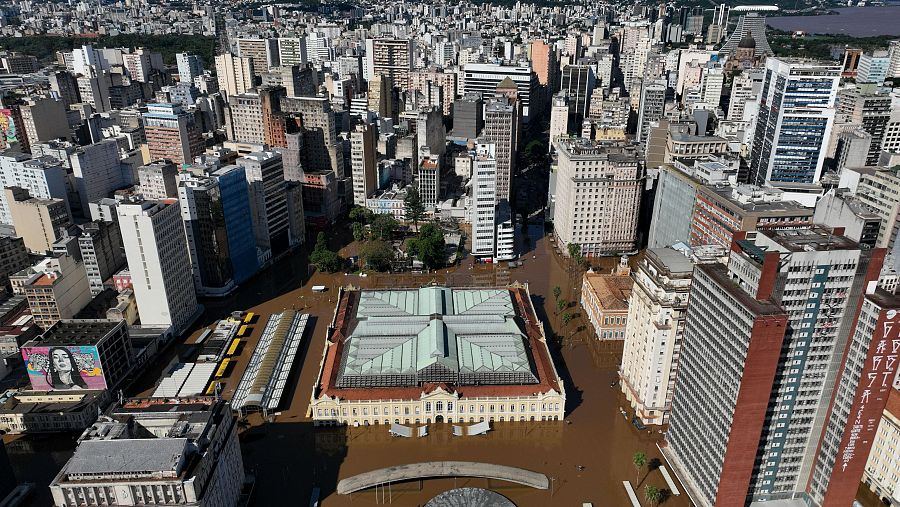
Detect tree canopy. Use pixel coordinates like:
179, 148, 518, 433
309, 232, 343, 273
359, 240, 395, 272
406, 224, 446, 270
404, 186, 426, 230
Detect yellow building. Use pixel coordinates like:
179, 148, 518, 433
864, 388, 900, 504
309, 285, 565, 426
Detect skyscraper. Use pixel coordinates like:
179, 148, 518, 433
560, 65, 596, 126
471, 142, 498, 258
178, 174, 236, 297
350, 123, 377, 206
211, 165, 259, 285
748, 58, 840, 186
239, 151, 293, 257
663, 227, 887, 505
117, 198, 200, 337
483, 97, 519, 203
637, 80, 666, 144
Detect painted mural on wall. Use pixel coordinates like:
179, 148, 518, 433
0, 109, 17, 150
22, 346, 107, 391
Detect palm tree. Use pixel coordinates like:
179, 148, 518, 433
645, 485, 661, 507
562, 312, 573, 327
552, 286, 561, 302
632, 451, 646, 485
556, 299, 566, 314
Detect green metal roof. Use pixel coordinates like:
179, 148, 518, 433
338, 288, 536, 383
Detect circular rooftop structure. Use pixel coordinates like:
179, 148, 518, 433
425, 488, 516, 507
738, 33, 757, 49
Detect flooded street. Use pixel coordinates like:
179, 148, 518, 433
5, 227, 688, 507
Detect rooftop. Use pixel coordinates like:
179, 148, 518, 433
64, 438, 187, 478
760, 226, 859, 253
30, 319, 122, 347
583, 272, 632, 311
317, 286, 563, 400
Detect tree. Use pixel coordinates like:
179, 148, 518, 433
645, 485, 661, 507
567, 242, 581, 259
556, 299, 566, 314
351, 222, 366, 242
404, 186, 426, 231
309, 232, 344, 273
632, 452, 646, 485
349, 206, 374, 224
552, 286, 562, 302
359, 240, 395, 272
370, 214, 398, 241
406, 224, 446, 270
562, 312, 573, 327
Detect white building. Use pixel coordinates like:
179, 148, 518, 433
471, 143, 498, 258
50, 398, 243, 507
117, 199, 200, 338
0, 152, 68, 226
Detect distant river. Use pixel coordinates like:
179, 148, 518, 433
766, 6, 900, 36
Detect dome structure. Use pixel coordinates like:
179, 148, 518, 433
738, 32, 757, 49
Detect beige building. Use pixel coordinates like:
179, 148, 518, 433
6, 187, 71, 254
864, 388, 900, 505
552, 138, 643, 256
581, 259, 633, 340
620, 248, 695, 426
20, 255, 92, 329
310, 286, 565, 426
365, 38, 412, 89
214, 54, 255, 99
848, 166, 900, 250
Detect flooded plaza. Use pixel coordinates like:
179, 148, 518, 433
5, 227, 688, 506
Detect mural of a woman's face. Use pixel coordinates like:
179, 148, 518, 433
52, 349, 74, 373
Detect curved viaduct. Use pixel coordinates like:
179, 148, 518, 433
336, 461, 549, 494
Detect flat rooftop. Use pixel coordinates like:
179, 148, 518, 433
760, 226, 859, 253
63, 438, 187, 478
31, 319, 121, 347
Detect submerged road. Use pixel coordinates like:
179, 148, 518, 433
336, 461, 550, 494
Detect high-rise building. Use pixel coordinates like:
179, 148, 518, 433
138, 161, 179, 199
280, 96, 343, 176
239, 151, 295, 257
6, 187, 71, 254
49, 71, 81, 107
178, 175, 235, 297
78, 220, 125, 296
225, 91, 265, 145
19, 97, 68, 149
462, 62, 539, 121
663, 227, 889, 505
0, 152, 68, 226
620, 247, 717, 426
530, 39, 557, 89
721, 10, 775, 56
237, 38, 279, 74
367, 73, 393, 119
176, 52, 203, 84
549, 93, 570, 150
50, 397, 243, 507
350, 123, 377, 206
637, 80, 666, 145
365, 38, 413, 89
143, 103, 205, 167
862, 388, 900, 505
117, 198, 200, 337
748, 58, 840, 186
278, 37, 308, 66
416, 107, 445, 165
837, 85, 893, 166
551, 139, 643, 256
416, 155, 440, 209
471, 142, 498, 258
211, 165, 259, 285
560, 65, 596, 126
64, 140, 127, 219
483, 98, 519, 203
214, 54, 255, 99
857, 51, 891, 84
0, 235, 30, 286
451, 93, 483, 139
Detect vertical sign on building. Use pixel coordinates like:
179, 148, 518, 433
824, 305, 900, 506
